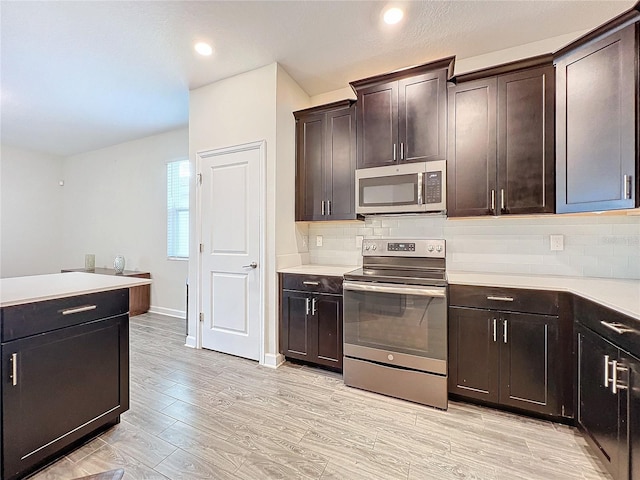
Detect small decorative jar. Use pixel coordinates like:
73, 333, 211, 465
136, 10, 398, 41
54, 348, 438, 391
114, 255, 126, 274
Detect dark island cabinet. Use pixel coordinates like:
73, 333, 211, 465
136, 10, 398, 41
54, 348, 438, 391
350, 57, 453, 169
0, 289, 129, 480
555, 18, 639, 213
294, 101, 356, 221
448, 285, 571, 419
279, 273, 343, 371
448, 57, 555, 217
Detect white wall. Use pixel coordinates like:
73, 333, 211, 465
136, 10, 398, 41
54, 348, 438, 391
0, 144, 64, 277
60, 128, 189, 316
188, 64, 279, 360
306, 214, 640, 280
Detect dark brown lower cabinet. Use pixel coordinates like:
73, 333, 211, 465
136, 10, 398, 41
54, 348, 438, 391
279, 274, 343, 371
448, 285, 571, 419
577, 326, 640, 480
1, 290, 129, 480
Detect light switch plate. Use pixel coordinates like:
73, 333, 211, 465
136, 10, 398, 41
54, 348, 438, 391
550, 234, 564, 251
355, 235, 364, 248
316, 235, 323, 247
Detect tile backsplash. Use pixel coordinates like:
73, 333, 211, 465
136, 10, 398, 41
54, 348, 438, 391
307, 214, 640, 279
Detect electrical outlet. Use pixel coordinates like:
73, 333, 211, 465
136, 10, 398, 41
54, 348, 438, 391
355, 235, 364, 248
302, 235, 308, 248
550, 234, 564, 251
316, 235, 323, 247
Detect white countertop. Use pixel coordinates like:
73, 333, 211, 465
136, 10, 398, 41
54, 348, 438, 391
447, 272, 640, 321
278, 264, 359, 277
0, 272, 152, 307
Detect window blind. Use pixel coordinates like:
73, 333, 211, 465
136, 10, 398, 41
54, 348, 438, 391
167, 160, 190, 259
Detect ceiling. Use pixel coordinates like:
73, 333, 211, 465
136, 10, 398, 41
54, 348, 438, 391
0, 0, 634, 157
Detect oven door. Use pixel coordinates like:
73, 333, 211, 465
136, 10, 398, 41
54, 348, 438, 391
343, 280, 447, 374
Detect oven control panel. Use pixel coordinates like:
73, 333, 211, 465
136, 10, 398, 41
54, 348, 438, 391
362, 239, 445, 257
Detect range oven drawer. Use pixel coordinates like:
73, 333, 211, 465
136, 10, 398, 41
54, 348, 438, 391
344, 357, 447, 409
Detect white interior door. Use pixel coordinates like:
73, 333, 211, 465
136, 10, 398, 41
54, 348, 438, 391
198, 142, 263, 361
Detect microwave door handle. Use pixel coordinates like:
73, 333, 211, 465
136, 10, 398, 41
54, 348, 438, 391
417, 172, 423, 205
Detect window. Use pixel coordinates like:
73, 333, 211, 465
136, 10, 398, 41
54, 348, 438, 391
167, 160, 190, 259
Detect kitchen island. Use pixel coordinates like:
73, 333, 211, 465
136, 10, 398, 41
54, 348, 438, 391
0, 272, 152, 480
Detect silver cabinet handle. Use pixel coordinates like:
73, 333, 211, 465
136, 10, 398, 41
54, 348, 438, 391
487, 296, 514, 302
604, 355, 610, 388
492, 318, 497, 342
624, 175, 632, 200
242, 262, 257, 269
11, 353, 17, 386
303, 281, 319, 286
400, 142, 405, 160
503, 320, 508, 343
417, 172, 423, 205
311, 297, 317, 315
305, 297, 310, 315
321, 200, 326, 216
62, 305, 97, 315
500, 189, 505, 211
491, 190, 496, 212
612, 360, 618, 394
615, 364, 628, 393
327, 200, 332, 216
393, 143, 397, 161
601, 321, 634, 334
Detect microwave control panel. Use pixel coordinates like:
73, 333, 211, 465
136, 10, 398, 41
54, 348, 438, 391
424, 171, 442, 204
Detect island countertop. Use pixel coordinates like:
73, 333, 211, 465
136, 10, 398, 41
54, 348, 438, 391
0, 272, 152, 307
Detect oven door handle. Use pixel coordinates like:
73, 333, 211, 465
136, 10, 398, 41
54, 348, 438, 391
343, 281, 446, 297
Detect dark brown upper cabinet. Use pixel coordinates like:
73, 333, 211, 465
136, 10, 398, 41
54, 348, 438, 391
554, 6, 640, 214
447, 56, 556, 217
350, 57, 454, 169
294, 100, 357, 221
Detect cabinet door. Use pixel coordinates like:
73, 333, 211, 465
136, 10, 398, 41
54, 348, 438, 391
578, 328, 622, 479
448, 307, 499, 402
280, 290, 311, 361
497, 66, 555, 215
498, 312, 560, 415
313, 294, 343, 370
356, 80, 398, 168
295, 112, 326, 221
624, 351, 638, 480
325, 106, 357, 220
398, 70, 447, 163
447, 78, 498, 217
2, 315, 128, 480
556, 23, 638, 213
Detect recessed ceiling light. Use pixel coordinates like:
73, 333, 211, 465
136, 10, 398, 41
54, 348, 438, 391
383, 7, 404, 25
194, 42, 213, 56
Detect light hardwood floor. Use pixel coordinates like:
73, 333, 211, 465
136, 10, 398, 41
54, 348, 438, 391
29, 312, 610, 480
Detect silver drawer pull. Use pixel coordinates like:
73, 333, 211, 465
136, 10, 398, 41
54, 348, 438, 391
11, 353, 17, 386
604, 355, 610, 388
303, 281, 319, 286
61, 305, 97, 315
487, 296, 514, 302
600, 321, 634, 334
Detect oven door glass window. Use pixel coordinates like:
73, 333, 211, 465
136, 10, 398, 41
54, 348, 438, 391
344, 284, 446, 361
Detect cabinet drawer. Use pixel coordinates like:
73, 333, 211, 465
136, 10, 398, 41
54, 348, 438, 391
449, 284, 559, 315
1, 289, 129, 342
281, 273, 343, 294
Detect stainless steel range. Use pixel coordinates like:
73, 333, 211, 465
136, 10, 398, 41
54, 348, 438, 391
343, 238, 448, 409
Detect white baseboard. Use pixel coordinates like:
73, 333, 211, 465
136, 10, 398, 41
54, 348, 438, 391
185, 335, 197, 348
262, 352, 285, 368
148, 306, 186, 318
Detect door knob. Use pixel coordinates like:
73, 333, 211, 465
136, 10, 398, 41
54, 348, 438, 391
242, 262, 258, 269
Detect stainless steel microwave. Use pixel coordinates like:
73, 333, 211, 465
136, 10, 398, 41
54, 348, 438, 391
355, 160, 447, 215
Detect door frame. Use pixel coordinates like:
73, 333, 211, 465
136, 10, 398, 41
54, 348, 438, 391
194, 140, 267, 364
